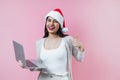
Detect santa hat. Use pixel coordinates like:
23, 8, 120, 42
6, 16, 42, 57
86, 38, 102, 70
45, 8, 68, 33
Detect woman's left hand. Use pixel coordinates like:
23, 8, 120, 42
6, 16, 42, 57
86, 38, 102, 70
72, 35, 84, 52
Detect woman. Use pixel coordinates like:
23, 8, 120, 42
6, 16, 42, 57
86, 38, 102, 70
19, 8, 85, 80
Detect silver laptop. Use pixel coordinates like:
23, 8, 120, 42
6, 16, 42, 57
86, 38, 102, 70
13, 40, 46, 69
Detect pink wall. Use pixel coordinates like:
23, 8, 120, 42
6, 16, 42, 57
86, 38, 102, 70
0, 0, 120, 80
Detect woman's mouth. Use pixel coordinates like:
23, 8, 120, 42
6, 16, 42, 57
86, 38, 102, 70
48, 26, 55, 30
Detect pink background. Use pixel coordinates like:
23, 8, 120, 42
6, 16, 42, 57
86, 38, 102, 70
0, 0, 120, 80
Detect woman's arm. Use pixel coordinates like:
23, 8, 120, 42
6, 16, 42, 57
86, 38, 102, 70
70, 36, 85, 62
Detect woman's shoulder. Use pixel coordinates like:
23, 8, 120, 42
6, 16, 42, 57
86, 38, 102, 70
63, 36, 73, 43
36, 37, 45, 45
63, 35, 73, 41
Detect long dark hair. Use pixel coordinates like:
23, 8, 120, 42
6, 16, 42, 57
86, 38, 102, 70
43, 17, 68, 38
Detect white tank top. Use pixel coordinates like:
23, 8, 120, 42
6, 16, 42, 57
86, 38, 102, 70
40, 38, 67, 75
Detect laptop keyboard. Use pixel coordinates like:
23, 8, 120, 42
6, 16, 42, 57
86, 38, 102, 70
26, 60, 38, 67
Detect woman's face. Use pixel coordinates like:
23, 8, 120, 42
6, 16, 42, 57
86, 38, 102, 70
46, 17, 60, 34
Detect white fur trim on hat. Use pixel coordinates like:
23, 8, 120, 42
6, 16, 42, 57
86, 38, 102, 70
45, 11, 64, 28
62, 27, 68, 33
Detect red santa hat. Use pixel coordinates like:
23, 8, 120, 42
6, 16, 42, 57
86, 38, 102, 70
45, 8, 68, 33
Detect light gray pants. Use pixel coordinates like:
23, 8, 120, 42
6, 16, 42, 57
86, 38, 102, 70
38, 72, 69, 80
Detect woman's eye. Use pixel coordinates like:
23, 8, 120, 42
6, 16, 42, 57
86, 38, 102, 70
54, 20, 58, 23
47, 18, 58, 23
47, 19, 51, 22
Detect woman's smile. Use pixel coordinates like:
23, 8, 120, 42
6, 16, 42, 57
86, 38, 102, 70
48, 26, 56, 31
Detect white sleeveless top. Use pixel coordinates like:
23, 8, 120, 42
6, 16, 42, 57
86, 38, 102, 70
40, 38, 67, 75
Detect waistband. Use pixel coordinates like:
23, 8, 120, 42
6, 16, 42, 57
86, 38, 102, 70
41, 71, 69, 77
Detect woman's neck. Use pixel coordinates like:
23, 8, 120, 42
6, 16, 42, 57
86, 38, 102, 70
48, 33, 59, 39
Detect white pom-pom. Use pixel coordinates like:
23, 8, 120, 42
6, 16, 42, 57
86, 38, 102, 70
62, 27, 68, 33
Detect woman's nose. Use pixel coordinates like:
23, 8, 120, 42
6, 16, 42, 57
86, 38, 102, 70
50, 21, 54, 25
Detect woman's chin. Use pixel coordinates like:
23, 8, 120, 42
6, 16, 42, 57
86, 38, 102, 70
48, 31, 56, 34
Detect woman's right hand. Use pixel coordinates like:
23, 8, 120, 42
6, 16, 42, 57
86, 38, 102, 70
18, 60, 25, 68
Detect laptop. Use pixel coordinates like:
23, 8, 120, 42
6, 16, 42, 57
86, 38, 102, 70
13, 40, 46, 69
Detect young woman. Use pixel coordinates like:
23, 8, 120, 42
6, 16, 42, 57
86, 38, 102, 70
19, 8, 85, 80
